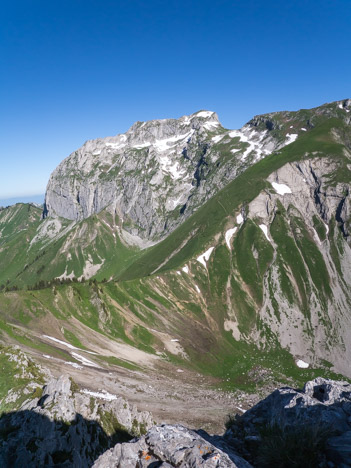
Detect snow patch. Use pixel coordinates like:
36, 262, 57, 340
43, 335, 78, 350
176, 271, 181, 275
259, 224, 270, 241
105, 142, 126, 150
296, 359, 309, 368
324, 222, 329, 235
182, 265, 189, 274
236, 213, 243, 224
196, 247, 214, 269
285, 133, 298, 144
203, 121, 219, 130
225, 227, 237, 249
338, 103, 343, 109
71, 352, 99, 368
212, 134, 224, 143
271, 182, 292, 195
235, 407, 246, 414
196, 111, 214, 118
65, 362, 83, 370
195, 284, 200, 293
154, 131, 193, 152
81, 389, 117, 401
301, 128, 307, 131
171, 339, 179, 342
43, 335, 97, 355
228, 127, 273, 160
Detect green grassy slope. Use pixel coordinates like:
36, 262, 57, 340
1, 101, 350, 393
120, 118, 348, 281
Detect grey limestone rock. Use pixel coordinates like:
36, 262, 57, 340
247, 157, 351, 377
43, 110, 292, 246
225, 378, 351, 467
0, 375, 153, 467
93, 424, 252, 468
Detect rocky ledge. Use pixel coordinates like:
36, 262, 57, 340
94, 377, 351, 468
2, 377, 351, 467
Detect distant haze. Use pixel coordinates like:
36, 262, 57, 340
0, 194, 44, 207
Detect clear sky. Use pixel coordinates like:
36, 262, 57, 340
1, 0, 350, 200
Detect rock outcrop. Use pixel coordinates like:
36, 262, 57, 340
225, 377, 351, 467
94, 378, 351, 468
93, 424, 252, 468
246, 157, 351, 376
43, 110, 296, 246
0, 375, 153, 467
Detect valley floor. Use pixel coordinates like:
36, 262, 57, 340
32, 347, 259, 433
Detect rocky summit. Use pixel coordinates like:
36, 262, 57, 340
43, 109, 305, 246
1, 99, 351, 467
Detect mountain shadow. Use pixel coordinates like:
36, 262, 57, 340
198, 381, 351, 468
0, 409, 132, 467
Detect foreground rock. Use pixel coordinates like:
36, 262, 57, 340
94, 378, 351, 468
93, 424, 252, 468
225, 377, 351, 467
0, 375, 153, 467
2, 376, 351, 467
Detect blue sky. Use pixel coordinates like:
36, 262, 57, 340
1, 0, 350, 200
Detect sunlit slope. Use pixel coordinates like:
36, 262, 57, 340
119, 117, 349, 281
0, 207, 144, 289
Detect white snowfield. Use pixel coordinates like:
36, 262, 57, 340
225, 227, 237, 249
43, 335, 77, 350
153, 131, 194, 152
196, 246, 214, 268
285, 133, 298, 144
228, 127, 272, 160
71, 352, 100, 368
82, 389, 117, 401
271, 182, 292, 195
65, 362, 83, 370
296, 359, 309, 368
212, 134, 224, 143
42, 335, 97, 354
301, 128, 307, 131
236, 213, 243, 224
196, 111, 215, 118
182, 265, 189, 274
259, 224, 270, 241
203, 121, 220, 130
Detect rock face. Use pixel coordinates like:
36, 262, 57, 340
43, 110, 295, 246
225, 377, 351, 467
245, 157, 351, 376
93, 424, 252, 468
0, 375, 153, 467
94, 378, 351, 468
